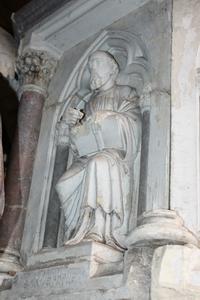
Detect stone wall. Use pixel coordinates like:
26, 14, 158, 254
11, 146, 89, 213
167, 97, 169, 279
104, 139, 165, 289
171, 0, 200, 235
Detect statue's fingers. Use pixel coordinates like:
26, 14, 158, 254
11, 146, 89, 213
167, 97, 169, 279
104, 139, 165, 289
73, 111, 82, 118
72, 116, 80, 122
70, 117, 78, 124
78, 111, 84, 119
71, 108, 84, 118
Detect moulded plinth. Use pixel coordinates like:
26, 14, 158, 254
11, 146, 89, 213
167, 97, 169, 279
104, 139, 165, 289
127, 209, 199, 248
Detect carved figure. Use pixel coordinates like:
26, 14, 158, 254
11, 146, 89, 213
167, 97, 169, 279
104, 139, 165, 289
56, 51, 141, 250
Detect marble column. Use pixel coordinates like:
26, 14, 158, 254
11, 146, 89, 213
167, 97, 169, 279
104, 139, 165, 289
0, 50, 57, 274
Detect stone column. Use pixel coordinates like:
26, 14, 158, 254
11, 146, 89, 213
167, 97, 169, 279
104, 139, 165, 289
0, 49, 57, 274
127, 87, 199, 249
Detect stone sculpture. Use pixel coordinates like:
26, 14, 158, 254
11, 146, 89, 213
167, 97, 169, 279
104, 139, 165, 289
56, 50, 142, 250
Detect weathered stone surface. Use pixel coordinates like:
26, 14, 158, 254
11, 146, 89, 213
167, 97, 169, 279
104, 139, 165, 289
127, 209, 199, 248
124, 247, 154, 300
26, 241, 124, 277
16, 50, 57, 92
0, 91, 45, 259
0, 244, 155, 300
152, 245, 200, 299
0, 285, 130, 300
171, 0, 200, 234
1, 242, 125, 299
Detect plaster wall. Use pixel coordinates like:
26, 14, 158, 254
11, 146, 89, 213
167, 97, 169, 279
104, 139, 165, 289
171, 0, 200, 234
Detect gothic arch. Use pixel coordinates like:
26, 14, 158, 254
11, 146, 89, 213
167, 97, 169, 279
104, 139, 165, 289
58, 30, 150, 120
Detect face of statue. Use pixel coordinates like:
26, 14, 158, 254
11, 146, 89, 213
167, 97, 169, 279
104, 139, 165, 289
88, 52, 118, 91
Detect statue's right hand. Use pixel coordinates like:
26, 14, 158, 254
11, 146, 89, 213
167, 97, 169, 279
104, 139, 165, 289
62, 108, 84, 126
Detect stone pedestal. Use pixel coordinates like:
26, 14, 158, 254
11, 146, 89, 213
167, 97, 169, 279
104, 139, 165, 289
26, 241, 124, 277
0, 242, 125, 299
0, 242, 155, 300
0, 50, 57, 276
4, 242, 200, 300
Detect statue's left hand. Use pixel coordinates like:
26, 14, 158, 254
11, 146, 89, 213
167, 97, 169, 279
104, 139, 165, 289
63, 108, 84, 126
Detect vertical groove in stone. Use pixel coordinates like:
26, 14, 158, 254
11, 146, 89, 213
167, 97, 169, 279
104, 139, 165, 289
43, 146, 69, 248
138, 111, 150, 217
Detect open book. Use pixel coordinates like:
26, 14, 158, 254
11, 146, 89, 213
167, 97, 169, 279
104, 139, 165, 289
70, 112, 125, 157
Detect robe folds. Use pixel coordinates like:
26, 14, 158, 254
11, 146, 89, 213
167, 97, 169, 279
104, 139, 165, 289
56, 85, 141, 250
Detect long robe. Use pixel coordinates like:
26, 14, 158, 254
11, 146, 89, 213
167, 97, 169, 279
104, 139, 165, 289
56, 85, 141, 250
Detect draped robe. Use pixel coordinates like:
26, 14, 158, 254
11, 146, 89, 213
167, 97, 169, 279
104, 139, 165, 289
56, 85, 141, 250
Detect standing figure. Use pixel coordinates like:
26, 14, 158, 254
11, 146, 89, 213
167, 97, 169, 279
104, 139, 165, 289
56, 51, 141, 250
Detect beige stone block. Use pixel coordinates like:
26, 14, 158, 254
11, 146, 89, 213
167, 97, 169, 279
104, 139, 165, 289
152, 245, 200, 300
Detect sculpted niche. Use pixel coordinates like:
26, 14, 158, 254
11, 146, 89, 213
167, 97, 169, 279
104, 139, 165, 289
56, 50, 142, 251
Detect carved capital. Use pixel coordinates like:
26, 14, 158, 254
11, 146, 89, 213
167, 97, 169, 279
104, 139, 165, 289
16, 49, 57, 92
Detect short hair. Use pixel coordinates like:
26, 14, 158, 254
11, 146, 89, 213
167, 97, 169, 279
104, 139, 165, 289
88, 50, 119, 77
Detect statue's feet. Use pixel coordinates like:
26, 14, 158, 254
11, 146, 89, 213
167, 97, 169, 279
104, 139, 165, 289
86, 231, 105, 243
105, 235, 127, 252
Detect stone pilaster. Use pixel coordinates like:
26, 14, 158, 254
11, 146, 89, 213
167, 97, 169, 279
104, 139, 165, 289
0, 49, 57, 276
128, 87, 199, 249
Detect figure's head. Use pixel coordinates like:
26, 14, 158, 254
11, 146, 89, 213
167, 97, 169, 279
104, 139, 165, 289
88, 50, 119, 91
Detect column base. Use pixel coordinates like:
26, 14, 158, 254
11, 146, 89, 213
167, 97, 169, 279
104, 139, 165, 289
0, 249, 22, 274
0, 249, 22, 275
0, 250, 22, 290
127, 209, 199, 248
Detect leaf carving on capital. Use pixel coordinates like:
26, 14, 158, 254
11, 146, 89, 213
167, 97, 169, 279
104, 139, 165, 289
16, 50, 57, 89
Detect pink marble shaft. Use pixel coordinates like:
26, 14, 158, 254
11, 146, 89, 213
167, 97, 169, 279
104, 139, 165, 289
0, 90, 45, 255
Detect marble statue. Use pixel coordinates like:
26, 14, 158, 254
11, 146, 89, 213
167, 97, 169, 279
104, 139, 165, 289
56, 50, 142, 250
